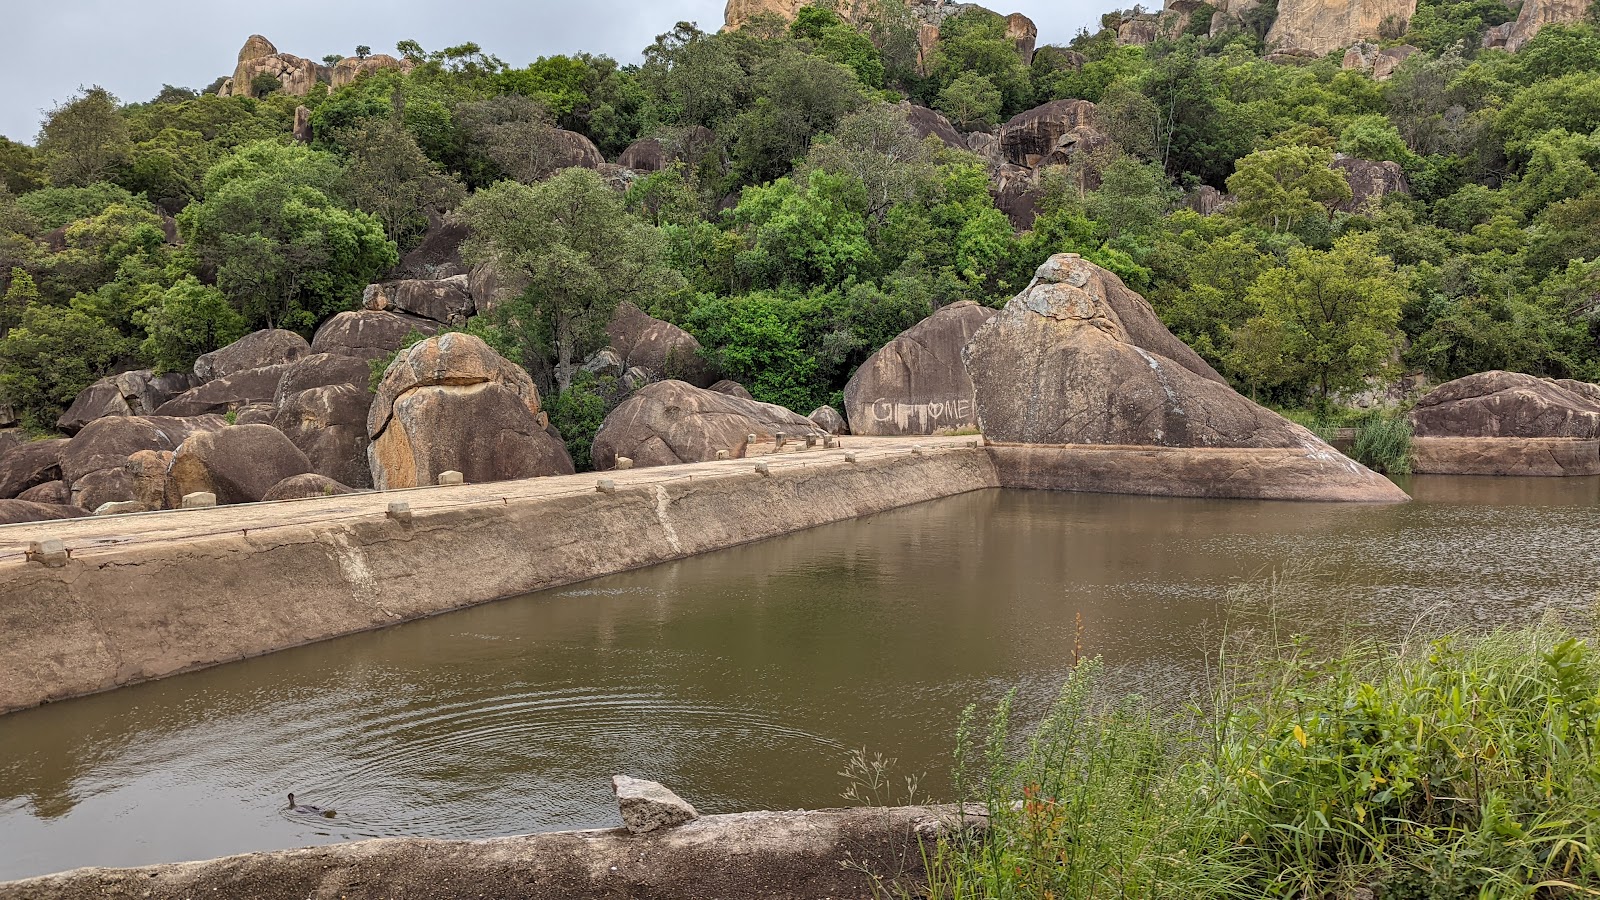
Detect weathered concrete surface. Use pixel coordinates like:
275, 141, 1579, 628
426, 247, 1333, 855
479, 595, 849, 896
0, 805, 976, 900
990, 444, 1411, 502
0, 438, 996, 716
1411, 436, 1600, 476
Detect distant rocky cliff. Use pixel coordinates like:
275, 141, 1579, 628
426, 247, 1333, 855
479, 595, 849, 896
215, 35, 413, 99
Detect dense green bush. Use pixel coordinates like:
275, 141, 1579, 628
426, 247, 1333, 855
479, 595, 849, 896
928, 614, 1600, 898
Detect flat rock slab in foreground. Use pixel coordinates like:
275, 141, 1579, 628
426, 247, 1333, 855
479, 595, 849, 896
0, 806, 976, 900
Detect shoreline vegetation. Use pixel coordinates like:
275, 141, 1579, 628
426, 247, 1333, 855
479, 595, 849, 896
911, 574, 1600, 899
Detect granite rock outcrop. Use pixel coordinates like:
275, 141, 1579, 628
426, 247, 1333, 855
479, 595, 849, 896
367, 333, 574, 488
844, 301, 996, 436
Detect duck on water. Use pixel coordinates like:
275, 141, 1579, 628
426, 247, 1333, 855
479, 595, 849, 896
286, 793, 336, 818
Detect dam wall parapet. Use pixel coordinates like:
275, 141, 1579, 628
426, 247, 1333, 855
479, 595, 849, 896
0, 439, 998, 716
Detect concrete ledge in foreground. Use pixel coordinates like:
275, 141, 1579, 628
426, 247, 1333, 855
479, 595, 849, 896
0, 805, 984, 900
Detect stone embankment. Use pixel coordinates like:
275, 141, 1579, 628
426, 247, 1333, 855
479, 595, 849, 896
0, 437, 997, 716
0, 803, 978, 900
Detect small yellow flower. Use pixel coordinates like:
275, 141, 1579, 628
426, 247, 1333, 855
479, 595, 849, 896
1293, 724, 1308, 748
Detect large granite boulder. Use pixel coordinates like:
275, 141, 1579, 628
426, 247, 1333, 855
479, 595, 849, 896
367, 333, 573, 489
155, 365, 295, 417
606, 302, 716, 387
261, 473, 357, 502
194, 330, 311, 382
60, 415, 224, 486
0, 499, 89, 525
999, 100, 1096, 167
591, 380, 819, 470
707, 380, 754, 400
1503, 0, 1587, 51
18, 480, 69, 505
991, 163, 1044, 228
1410, 372, 1600, 438
965, 253, 1313, 447
552, 129, 605, 170
362, 276, 475, 325
844, 301, 996, 436
0, 439, 67, 499
311, 310, 439, 361
965, 254, 1405, 495
60, 415, 224, 510
330, 53, 414, 89
810, 405, 848, 435
1331, 156, 1409, 213
901, 103, 966, 149
1266, 0, 1418, 55
168, 425, 314, 505
217, 35, 322, 98
56, 370, 194, 434
272, 353, 376, 488
126, 449, 174, 511
968, 255, 1406, 500
388, 213, 469, 280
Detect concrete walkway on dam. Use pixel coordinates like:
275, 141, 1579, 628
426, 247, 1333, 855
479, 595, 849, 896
0, 435, 980, 565
0, 435, 997, 716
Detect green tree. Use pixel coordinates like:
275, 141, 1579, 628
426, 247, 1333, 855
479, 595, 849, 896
178, 141, 396, 331
457, 168, 686, 392
0, 303, 129, 429
805, 103, 936, 221
1, 267, 38, 337
38, 87, 131, 187
13, 182, 142, 230
641, 23, 748, 128
336, 116, 466, 248
729, 51, 866, 185
1087, 156, 1176, 239
1225, 145, 1352, 235
1337, 114, 1409, 163
0, 138, 46, 194
936, 73, 1003, 130
1229, 233, 1406, 402
137, 276, 250, 374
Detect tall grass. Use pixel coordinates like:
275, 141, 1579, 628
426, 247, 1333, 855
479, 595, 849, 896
925, 617, 1600, 899
1350, 413, 1414, 475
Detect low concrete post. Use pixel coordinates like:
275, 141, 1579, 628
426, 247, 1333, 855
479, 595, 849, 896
746, 433, 757, 446
844, 452, 858, 463
25, 538, 68, 567
715, 449, 730, 460
386, 501, 412, 525
804, 434, 818, 449
438, 471, 464, 486
775, 432, 787, 449
181, 491, 217, 509
912, 445, 925, 456
754, 461, 770, 476
615, 457, 634, 470
597, 478, 617, 493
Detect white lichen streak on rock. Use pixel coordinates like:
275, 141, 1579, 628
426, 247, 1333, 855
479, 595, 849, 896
326, 527, 396, 618
653, 484, 683, 555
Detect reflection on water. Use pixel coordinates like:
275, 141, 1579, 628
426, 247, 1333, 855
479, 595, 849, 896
1, 477, 1597, 879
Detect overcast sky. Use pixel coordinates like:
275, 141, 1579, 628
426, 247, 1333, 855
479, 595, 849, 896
1, 0, 1102, 144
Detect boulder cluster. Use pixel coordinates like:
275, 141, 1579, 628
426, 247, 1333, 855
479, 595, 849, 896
214, 35, 413, 99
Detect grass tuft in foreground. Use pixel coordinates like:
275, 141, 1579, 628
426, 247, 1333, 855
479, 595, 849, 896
926, 620, 1600, 899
